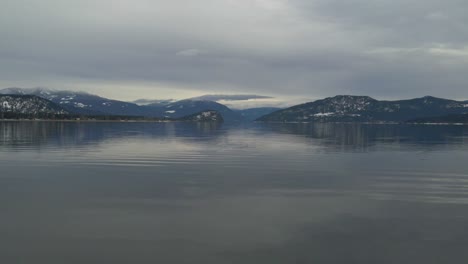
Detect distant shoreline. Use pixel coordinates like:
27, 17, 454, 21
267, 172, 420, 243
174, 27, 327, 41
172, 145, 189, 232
0, 119, 219, 123
1, 119, 467, 125
254, 121, 468, 126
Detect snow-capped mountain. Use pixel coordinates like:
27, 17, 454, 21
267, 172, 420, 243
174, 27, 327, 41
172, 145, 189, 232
257, 95, 468, 122
0, 88, 241, 119
0, 95, 68, 117
0, 87, 146, 116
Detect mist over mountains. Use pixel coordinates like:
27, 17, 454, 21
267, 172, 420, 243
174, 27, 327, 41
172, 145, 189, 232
188, 94, 273, 101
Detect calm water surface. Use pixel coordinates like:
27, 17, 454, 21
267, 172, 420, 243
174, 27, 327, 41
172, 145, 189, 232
1, 121, 468, 263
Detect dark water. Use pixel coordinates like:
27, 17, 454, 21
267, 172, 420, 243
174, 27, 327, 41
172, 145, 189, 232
1, 121, 468, 264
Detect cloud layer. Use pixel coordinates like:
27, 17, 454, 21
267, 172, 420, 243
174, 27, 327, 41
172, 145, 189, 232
1, 0, 467, 100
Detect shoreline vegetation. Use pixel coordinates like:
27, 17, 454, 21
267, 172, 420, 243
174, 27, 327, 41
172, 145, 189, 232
0, 118, 169, 123
0, 113, 166, 122
0, 112, 223, 123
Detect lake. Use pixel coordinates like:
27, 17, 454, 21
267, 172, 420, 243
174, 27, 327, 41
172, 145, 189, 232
1, 121, 468, 263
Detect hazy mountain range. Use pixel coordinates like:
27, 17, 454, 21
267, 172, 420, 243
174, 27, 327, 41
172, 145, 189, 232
0, 88, 280, 122
2, 89, 468, 123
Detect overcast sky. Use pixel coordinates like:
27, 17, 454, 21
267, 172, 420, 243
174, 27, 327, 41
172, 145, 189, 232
1, 0, 467, 102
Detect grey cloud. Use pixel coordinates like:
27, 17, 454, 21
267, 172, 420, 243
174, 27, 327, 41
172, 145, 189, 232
294, 0, 468, 45
0, 0, 467, 101
189, 94, 273, 101
176, 49, 204, 57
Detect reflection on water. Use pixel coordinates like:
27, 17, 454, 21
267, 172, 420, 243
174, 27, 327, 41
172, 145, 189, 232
1, 121, 468, 264
2, 121, 466, 151
0, 121, 224, 149
259, 123, 468, 151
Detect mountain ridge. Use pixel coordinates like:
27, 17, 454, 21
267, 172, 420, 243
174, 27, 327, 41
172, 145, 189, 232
257, 95, 468, 122
0, 94, 69, 118
0, 88, 280, 122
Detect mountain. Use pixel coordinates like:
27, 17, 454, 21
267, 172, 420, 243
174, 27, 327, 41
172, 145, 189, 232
0, 88, 147, 116
235, 107, 282, 121
0, 94, 223, 122
257, 95, 468, 122
132, 94, 273, 106
0, 94, 68, 118
0, 88, 244, 120
407, 113, 468, 124
147, 99, 242, 121
0, 88, 278, 122
177, 110, 223, 122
